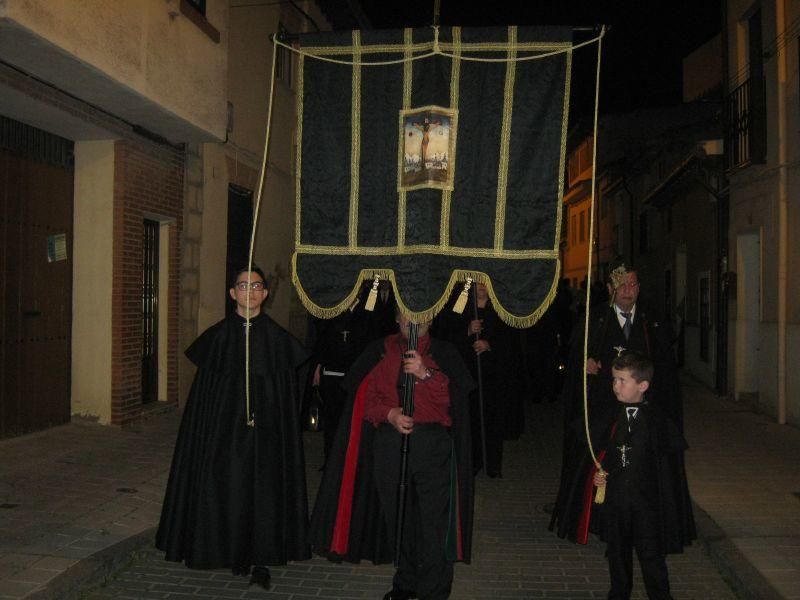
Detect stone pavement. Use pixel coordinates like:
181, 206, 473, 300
0, 378, 796, 599
0, 414, 178, 599
682, 378, 800, 600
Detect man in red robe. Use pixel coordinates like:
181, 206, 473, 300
310, 311, 475, 600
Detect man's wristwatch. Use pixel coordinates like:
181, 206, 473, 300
421, 367, 434, 381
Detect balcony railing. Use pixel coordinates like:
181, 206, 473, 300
724, 77, 766, 170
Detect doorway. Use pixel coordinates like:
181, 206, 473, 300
0, 118, 73, 438
735, 232, 760, 399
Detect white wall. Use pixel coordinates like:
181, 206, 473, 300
71, 140, 115, 423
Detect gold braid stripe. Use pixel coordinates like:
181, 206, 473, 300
295, 244, 557, 259
494, 26, 517, 251
554, 48, 573, 253
349, 31, 362, 249
295, 54, 305, 246
397, 28, 413, 250
440, 27, 461, 248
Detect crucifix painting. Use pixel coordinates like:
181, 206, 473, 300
398, 106, 457, 191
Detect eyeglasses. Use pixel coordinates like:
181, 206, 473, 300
235, 281, 265, 291
617, 281, 640, 290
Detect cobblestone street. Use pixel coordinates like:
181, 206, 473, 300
78, 400, 738, 600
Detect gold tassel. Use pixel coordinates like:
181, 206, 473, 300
452, 277, 472, 314
594, 468, 606, 504
364, 274, 380, 312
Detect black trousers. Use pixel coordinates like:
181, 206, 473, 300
320, 375, 346, 463
373, 424, 454, 600
604, 497, 672, 600
470, 387, 504, 476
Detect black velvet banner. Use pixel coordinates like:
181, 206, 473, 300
292, 26, 572, 327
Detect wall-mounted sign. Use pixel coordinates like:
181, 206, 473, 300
47, 234, 67, 262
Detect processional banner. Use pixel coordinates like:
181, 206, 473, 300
292, 26, 572, 327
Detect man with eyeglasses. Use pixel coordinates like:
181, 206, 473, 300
157, 266, 310, 591
550, 260, 688, 547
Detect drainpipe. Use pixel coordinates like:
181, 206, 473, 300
776, 0, 788, 424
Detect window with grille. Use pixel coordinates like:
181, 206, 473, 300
141, 219, 159, 404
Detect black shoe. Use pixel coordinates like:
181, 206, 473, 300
249, 566, 271, 591
382, 589, 416, 600
231, 564, 251, 576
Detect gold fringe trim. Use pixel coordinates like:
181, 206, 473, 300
291, 252, 561, 329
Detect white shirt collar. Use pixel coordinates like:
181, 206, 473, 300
614, 303, 636, 327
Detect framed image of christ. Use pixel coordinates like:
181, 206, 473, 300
398, 106, 458, 192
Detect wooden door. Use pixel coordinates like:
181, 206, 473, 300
0, 128, 73, 438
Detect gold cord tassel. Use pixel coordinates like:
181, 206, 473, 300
452, 277, 472, 314
594, 468, 606, 504
364, 274, 380, 311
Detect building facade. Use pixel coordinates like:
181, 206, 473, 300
561, 35, 725, 392
724, 0, 800, 424
0, 0, 333, 436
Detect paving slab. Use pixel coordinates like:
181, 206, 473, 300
1, 376, 798, 598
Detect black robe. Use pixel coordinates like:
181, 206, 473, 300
551, 302, 689, 543
587, 400, 695, 554
437, 298, 523, 468
309, 336, 476, 564
156, 312, 310, 569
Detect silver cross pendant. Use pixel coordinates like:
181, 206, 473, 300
617, 443, 633, 468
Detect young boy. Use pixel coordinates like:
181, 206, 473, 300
592, 350, 694, 600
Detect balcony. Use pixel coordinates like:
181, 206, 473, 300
724, 77, 766, 171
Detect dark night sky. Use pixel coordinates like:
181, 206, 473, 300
346, 0, 722, 119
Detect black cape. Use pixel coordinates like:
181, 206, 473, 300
551, 302, 689, 542
308, 336, 476, 564
156, 312, 310, 569
586, 401, 695, 554
438, 298, 525, 441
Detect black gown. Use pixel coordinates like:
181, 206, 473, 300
156, 312, 310, 569
550, 302, 692, 544
438, 299, 522, 475
310, 303, 372, 461
591, 400, 695, 556
308, 336, 476, 565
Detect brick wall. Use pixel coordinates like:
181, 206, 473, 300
112, 139, 184, 425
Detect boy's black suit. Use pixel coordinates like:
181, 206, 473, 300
594, 400, 692, 600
